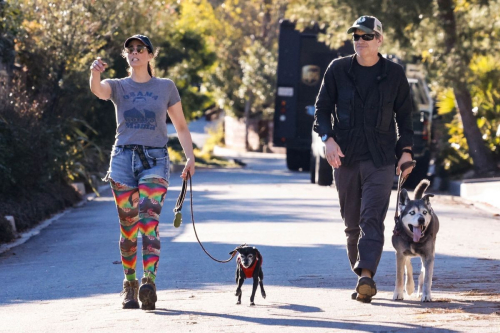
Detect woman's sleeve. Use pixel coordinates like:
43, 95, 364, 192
167, 80, 181, 107
103, 79, 117, 101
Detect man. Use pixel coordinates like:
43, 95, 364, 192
314, 16, 415, 303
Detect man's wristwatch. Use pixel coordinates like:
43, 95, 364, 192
321, 134, 330, 142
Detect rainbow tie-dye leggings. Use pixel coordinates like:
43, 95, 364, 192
110, 178, 168, 282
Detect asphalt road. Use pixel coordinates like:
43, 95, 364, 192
1, 153, 499, 332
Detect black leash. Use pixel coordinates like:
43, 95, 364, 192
173, 171, 244, 263
394, 160, 417, 225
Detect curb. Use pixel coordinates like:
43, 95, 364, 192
0, 185, 110, 255
434, 193, 500, 216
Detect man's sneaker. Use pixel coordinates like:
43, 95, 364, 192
121, 279, 139, 309
139, 276, 157, 310
355, 277, 377, 303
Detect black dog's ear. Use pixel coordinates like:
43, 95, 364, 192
399, 188, 410, 206
229, 243, 247, 255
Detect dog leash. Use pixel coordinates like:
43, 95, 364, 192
394, 160, 417, 225
173, 171, 245, 263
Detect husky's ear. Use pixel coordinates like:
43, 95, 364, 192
422, 193, 434, 206
399, 188, 410, 208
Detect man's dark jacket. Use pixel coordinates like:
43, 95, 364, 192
314, 54, 414, 168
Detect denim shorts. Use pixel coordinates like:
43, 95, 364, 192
103, 145, 170, 187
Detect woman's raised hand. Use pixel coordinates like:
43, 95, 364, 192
90, 57, 107, 73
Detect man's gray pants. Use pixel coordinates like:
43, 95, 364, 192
333, 159, 394, 277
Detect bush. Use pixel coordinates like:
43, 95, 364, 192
0, 79, 83, 243
435, 55, 500, 178
0, 182, 81, 233
0, 216, 15, 244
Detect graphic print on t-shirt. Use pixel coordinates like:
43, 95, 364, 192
123, 91, 159, 131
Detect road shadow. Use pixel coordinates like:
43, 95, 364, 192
150, 307, 459, 332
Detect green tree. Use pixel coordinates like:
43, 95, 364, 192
437, 54, 500, 174
184, 0, 286, 149
0, 0, 20, 77
157, 1, 218, 119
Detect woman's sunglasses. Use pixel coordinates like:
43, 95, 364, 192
124, 45, 149, 54
352, 33, 375, 41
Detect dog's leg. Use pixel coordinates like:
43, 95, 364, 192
259, 269, 266, 299
418, 262, 424, 298
237, 288, 243, 304
250, 276, 259, 306
235, 270, 244, 305
405, 257, 415, 296
393, 252, 406, 300
419, 254, 434, 302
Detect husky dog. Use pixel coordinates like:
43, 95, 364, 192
392, 179, 439, 302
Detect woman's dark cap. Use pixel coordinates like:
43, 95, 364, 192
124, 35, 154, 53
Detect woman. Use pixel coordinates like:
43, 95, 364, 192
89, 34, 195, 310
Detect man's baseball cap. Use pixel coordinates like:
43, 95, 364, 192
347, 16, 383, 35
124, 34, 154, 53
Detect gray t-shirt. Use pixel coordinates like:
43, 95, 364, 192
106, 77, 181, 147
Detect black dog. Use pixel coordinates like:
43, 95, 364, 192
229, 245, 266, 305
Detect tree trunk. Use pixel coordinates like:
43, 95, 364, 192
437, 0, 498, 175
261, 0, 271, 40
244, 91, 254, 151
453, 83, 497, 174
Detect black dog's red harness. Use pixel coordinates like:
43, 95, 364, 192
237, 255, 262, 278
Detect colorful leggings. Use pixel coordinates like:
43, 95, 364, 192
110, 178, 168, 282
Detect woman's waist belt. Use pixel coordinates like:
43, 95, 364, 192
115, 145, 166, 169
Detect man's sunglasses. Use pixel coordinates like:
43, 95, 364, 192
352, 33, 375, 41
124, 45, 149, 54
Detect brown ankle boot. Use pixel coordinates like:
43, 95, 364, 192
121, 279, 139, 309
139, 276, 157, 310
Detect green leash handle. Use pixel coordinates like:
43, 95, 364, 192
173, 172, 189, 228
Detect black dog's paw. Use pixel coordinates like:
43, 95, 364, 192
250, 302, 255, 306
235, 289, 242, 297
261, 291, 266, 299
236, 300, 241, 305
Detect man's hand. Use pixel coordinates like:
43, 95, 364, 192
324, 137, 345, 168
396, 151, 414, 178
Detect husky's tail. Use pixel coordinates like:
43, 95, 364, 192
414, 179, 431, 199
